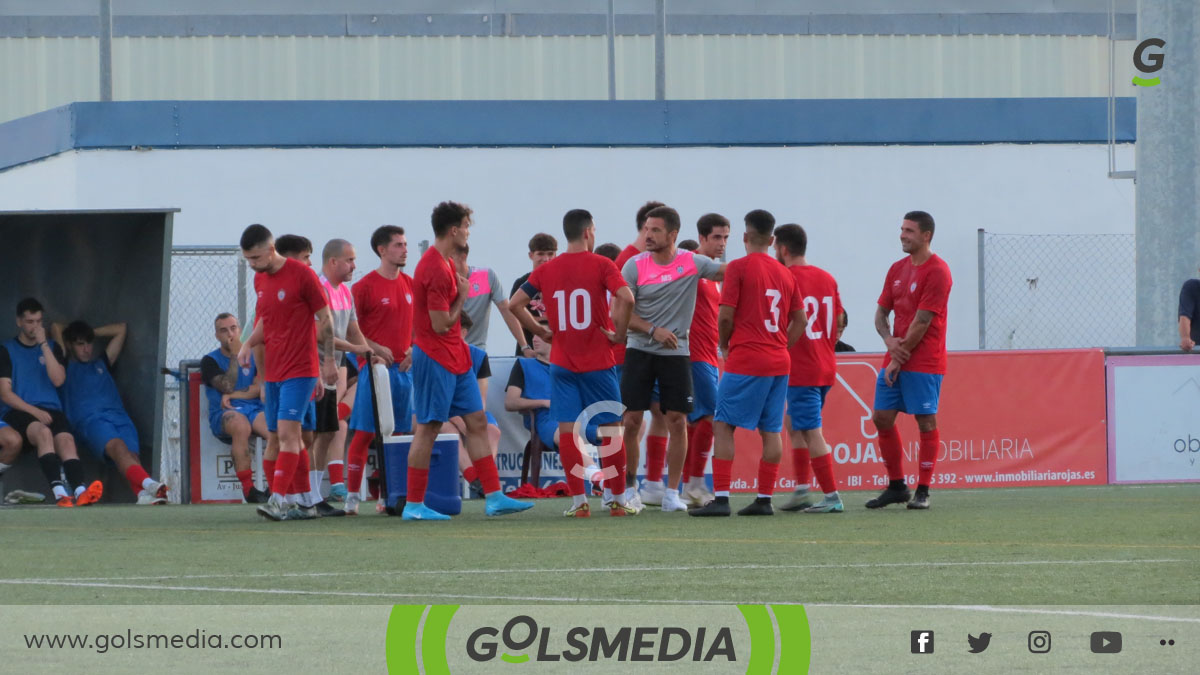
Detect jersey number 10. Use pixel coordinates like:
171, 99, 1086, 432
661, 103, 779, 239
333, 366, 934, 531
553, 289, 592, 331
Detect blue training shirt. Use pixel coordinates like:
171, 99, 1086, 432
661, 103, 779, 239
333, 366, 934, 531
0, 338, 65, 411
201, 348, 262, 431
61, 352, 126, 425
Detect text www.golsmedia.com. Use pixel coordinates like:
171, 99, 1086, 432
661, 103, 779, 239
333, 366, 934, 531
24, 630, 281, 654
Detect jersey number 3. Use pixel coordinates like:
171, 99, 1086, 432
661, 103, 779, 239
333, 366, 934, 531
763, 289, 781, 333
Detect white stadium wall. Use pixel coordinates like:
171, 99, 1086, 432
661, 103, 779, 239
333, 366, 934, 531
0, 142, 1135, 356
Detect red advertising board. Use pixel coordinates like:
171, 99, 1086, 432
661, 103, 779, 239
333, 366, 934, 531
729, 349, 1108, 492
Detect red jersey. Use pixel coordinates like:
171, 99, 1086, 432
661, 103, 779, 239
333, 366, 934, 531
352, 270, 413, 367
610, 244, 641, 364
878, 254, 952, 374
720, 253, 801, 377
525, 250, 627, 373
690, 278, 720, 367
254, 257, 328, 382
413, 247, 471, 375
787, 265, 843, 387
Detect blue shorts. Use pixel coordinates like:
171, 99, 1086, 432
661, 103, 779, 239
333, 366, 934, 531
75, 411, 139, 458
412, 346, 482, 424
688, 361, 719, 423
525, 409, 560, 450
264, 377, 319, 432
208, 403, 263, 439
787, 385, 831, 431
550, 365, 622, 426
349, 363, 413, 434
715, 373, 788, 433
873, 370, 943, 416
301, 400, 317, 431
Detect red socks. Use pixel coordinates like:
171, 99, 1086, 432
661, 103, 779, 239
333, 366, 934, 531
347, 431, 373, 491
689, 420, 713, 479
877, 425, 905, 482
326, 460, 344, 486
599, 439, 628, 494
235, 469, 254, 497
473, 456, 502, 495
558, 432, 585, 497
918, 429, 940, 488
407, 467, 429, 504
791, 445, 812, 489
290, 448, 312, 495
271, 452, 298, 495
124, 464, 151, 494
810, 453, 837, 494
462, 465, 479, 484
712, 457, 733, 494
757, 458, 780, 498
682, 424, 695, 483
645, 435, 668, 482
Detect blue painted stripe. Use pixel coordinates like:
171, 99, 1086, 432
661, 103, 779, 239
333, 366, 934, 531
0, 99, 1136, 173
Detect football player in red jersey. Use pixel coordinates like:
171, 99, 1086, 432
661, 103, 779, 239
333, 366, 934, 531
866, 211, 952, 511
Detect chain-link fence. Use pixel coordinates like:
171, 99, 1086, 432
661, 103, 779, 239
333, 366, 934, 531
166, 246, 253, 369
978, 230, 1134, 350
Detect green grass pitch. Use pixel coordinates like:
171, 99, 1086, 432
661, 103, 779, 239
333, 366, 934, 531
2, 484, 1197, 606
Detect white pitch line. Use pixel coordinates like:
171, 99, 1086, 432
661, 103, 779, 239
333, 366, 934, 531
25, 558, 1186, 584
1, 579, 1198, 624
807, 603, 1200, 624
0, 579, 706, 605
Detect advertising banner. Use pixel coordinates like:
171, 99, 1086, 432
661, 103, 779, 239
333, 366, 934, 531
1107, 355, 1200, 484
729, 349, 1109, 492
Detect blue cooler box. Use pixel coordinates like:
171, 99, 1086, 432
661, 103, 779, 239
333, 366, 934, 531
383, 433, 462, 515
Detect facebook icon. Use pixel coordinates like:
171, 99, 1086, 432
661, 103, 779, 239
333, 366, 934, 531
911, 630, 935, 654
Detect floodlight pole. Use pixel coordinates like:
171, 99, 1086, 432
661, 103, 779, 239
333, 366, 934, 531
654, 0, 666, 100
99, 0, 113, 102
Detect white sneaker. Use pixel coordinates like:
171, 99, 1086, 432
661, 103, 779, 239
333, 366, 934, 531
683, 479, 714, 507
136, 489, 167, 505
623, 488, 645, 513
639, 480, 664, 506
661, 489, 689, 512
345, 494, 360, 516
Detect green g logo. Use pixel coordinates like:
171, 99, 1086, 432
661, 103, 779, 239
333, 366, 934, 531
1132, 38, 1166, 87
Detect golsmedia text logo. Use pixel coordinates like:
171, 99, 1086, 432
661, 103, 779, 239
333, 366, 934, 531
1132, 38, 1166, 87
386, 604, 810, 673
465, 614, 736, 663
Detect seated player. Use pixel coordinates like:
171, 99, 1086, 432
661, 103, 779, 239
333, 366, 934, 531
201, 313, 270, 503
503, 325, 604, 493
2, 297, 100, 507
0, 421, 24, 495
57, 320, 168, 504
504, 326, 557, 450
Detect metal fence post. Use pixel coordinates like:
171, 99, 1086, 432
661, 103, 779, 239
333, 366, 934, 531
977, 228, 986, 349
237, 255, 248, 329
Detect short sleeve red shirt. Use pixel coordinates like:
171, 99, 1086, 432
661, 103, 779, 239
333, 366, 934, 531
877, 254, 952, 374
720, 253, 800, 377
690, 278, 721, 367
610, 244, 641, 365
526, 251, 627, 373
787, 265, 843, 387
413, 247, 471, 375
352, 270, 414, 367
254, 257, 328, 382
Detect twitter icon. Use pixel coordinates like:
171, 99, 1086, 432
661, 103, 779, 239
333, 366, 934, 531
968, 633, 992, 653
